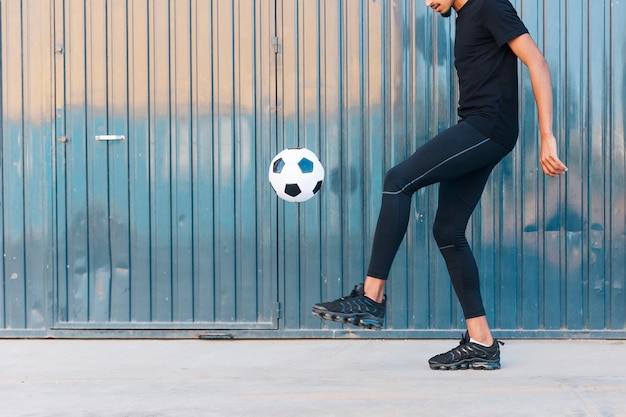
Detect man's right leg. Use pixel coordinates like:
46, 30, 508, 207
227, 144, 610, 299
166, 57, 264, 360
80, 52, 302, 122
312, 123, 509, 329
366, 123, 510, 280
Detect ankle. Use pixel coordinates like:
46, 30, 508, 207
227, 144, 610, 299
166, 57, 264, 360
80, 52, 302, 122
470, 337, 494, 347
363, 276, 386, 303
466, 316, 494, 346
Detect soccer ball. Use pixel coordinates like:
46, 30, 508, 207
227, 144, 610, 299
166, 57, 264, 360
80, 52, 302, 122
268, 148, 325, 202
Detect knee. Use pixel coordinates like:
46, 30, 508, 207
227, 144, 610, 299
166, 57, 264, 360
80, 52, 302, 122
432, 219, 454, 247
433, 218, 468, 249
383, 166, 409, 194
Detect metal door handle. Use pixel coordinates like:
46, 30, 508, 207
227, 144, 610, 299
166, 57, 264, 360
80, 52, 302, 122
95, 135, 125, 141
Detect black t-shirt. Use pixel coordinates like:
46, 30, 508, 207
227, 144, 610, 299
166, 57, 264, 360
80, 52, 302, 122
455, 0, 529, 148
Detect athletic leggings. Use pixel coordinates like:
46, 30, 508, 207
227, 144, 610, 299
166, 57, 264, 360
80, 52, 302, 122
366, 121, 514, 319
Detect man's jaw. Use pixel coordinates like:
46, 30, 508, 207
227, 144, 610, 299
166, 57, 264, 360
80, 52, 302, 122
425, 1, 454, 18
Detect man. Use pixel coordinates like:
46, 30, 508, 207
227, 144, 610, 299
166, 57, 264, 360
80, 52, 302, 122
312, 0, 567, 370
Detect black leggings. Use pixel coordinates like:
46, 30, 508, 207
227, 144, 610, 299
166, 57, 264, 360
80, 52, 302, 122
366, 122, 513, 319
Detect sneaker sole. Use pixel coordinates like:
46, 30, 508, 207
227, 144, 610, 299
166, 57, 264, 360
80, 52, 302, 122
311, 309, 383, 330
429, 360, 501, 371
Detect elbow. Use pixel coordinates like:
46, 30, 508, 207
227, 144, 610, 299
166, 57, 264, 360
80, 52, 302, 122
528, 57, 551, 80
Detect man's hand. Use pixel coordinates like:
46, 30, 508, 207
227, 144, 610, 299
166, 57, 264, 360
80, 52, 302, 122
539, 134, 568, 177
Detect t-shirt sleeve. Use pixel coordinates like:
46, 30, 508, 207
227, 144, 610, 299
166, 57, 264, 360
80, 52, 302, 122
484, 0, 529, 47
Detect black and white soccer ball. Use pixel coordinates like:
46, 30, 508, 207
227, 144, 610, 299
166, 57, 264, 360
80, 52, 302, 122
268, 148, 325, 203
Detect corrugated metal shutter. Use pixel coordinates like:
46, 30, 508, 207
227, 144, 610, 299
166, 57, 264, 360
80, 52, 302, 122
275, 0, 465, 334
0, 0, 624, 337
274, 0, 626, 337
52, 0, 277, 331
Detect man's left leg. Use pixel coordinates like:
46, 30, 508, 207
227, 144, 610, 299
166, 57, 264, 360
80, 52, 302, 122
429, 165, 504, 370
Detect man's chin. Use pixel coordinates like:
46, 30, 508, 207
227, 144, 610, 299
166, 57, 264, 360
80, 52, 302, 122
441, 8, 452, 17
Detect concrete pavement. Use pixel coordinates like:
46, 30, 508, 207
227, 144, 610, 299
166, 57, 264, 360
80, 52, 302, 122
1, 338, 625, 416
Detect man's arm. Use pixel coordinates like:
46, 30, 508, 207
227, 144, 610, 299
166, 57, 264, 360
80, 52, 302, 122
508, 33, 568, 177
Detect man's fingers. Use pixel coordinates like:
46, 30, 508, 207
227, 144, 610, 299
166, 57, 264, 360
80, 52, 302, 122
541, 156, 568, 176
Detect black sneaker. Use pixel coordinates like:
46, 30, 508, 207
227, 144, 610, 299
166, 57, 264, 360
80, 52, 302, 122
428, 331, 504, 370
311, 284, 385, 330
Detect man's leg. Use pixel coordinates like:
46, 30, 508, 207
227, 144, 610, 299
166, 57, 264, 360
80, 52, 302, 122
313, 122, 511, 329
428, 167, 505, 370
365, 123, 509, 281
432, 166, 495, 343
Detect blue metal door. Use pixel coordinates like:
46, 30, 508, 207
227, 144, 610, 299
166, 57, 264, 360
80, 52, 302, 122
53, 0, 278, 332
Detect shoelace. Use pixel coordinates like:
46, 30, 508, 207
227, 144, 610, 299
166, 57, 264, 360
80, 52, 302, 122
336, 285, 361, 301
348, 286, 360, 298
341, 285, 385, 306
